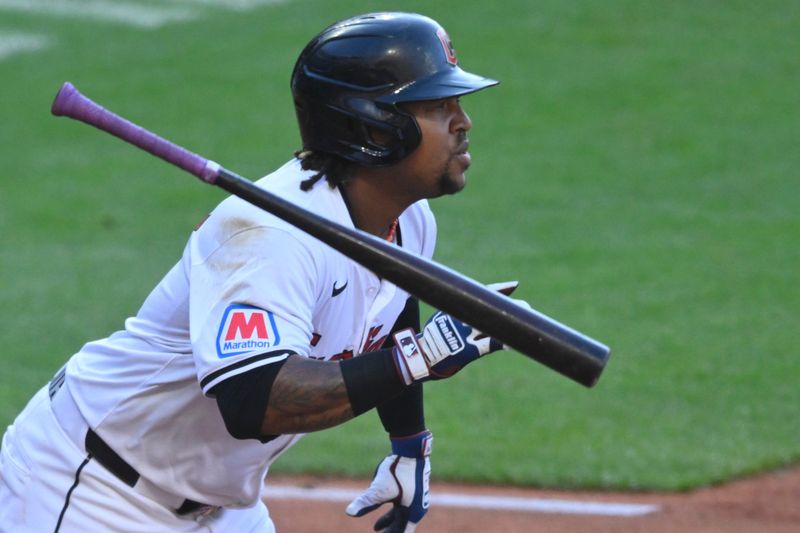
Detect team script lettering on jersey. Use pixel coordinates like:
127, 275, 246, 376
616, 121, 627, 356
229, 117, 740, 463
216, 304, 281, 358
363, 325, 388, 353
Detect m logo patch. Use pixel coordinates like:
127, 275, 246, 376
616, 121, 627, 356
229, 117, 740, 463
216, 304, 280, 358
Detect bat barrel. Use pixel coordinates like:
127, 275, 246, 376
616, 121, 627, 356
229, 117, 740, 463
500, 302, 609, 387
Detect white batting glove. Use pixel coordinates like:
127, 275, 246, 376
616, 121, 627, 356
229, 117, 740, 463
392, 282, 530, 384
346, 431, 433, 533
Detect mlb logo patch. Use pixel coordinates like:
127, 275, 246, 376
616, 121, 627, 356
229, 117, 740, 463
216, 304, 280, 358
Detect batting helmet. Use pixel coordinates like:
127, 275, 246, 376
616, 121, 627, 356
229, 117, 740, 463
291, 12, 499, 167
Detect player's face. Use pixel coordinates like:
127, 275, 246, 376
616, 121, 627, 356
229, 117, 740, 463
398, 97, 473, 197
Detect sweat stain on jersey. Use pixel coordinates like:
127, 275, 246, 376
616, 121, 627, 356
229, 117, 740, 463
216, 304, 281, 358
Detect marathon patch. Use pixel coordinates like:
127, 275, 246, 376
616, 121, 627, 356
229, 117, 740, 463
216, 304, 280, 358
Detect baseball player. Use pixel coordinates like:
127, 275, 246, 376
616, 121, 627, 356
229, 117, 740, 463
0, 12, 527, 533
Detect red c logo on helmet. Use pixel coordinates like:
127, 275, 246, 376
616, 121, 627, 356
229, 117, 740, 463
436, 28, 458, 66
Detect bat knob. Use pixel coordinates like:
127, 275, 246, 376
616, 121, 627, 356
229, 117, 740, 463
52, 82, 78, 117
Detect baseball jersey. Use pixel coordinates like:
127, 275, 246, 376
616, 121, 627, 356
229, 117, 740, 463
63, 158, 437, 508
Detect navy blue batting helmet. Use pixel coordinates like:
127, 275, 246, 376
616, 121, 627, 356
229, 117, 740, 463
291, 12, 499, 167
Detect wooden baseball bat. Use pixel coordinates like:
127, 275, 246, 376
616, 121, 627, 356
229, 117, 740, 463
50, 82, 610, 387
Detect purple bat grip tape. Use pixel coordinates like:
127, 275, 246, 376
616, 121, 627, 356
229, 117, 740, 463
52, 82, 220, 183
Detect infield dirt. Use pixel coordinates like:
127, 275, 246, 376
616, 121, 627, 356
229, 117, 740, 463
266, 466, 799, 532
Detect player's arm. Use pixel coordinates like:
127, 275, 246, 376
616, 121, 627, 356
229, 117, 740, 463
212, 348, 405, 439
261, 354, 385, 433
262, 297, 424, 434
266, 286, 525, 436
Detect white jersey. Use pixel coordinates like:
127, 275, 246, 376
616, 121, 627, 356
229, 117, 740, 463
62, 159, 437, 508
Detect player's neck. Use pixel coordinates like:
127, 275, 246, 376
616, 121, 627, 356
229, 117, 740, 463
339, 177, 409, 240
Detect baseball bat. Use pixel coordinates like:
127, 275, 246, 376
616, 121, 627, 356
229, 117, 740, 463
50, 82, 610, 387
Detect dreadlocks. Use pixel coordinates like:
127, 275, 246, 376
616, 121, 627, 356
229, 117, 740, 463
294, 150, 353, 191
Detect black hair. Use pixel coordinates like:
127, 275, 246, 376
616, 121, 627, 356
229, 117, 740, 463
294, 150, 353, 191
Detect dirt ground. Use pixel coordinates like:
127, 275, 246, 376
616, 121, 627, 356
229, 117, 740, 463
266, 466, 799, 532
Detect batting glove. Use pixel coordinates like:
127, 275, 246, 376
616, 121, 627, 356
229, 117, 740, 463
346, 431, 433, 533
392, 282, 530, 385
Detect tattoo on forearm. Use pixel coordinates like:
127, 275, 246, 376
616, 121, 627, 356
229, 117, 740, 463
262, 356, 354, 434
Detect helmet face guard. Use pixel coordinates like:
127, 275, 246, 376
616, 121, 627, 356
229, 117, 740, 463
291, 12, 499, 167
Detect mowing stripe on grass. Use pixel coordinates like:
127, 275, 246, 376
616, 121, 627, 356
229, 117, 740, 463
0, 31, 51, 61
0, 0, 196, 29
264, 484, 660, 517
0, 0, 287, 61
170, 0, 287, 10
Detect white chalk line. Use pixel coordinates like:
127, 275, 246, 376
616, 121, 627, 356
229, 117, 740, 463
264, 484, 660, 517
0, 32, 51, 60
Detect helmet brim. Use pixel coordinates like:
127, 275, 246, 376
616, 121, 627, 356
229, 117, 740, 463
377, 67, 499, 104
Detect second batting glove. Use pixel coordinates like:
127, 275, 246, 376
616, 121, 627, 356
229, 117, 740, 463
346, 431, 433, 533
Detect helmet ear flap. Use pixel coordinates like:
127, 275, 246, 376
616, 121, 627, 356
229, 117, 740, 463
295, 94, 421, 166
340, 101, 422, 166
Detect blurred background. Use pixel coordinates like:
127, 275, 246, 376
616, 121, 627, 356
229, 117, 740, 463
1, 0, 798, 493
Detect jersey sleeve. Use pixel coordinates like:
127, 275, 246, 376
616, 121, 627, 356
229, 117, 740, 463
189, 225, 320, 394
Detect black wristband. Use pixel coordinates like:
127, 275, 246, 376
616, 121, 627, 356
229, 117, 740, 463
340, 348, 407, 417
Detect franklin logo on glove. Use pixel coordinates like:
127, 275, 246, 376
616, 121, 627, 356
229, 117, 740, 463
433, 314, 464, 352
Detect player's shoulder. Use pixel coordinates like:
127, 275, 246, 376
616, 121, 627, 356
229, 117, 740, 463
192, 159, 353, 262
206, 159, 323, 232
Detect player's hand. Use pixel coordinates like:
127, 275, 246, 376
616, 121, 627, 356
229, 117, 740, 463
392, 282, 530, 384
346, 431, 433, 533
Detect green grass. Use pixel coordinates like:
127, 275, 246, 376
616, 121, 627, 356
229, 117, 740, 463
1, 0, 798, 491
